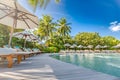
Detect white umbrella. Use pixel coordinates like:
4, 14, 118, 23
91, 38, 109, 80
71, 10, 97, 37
87, 45, 93, 49
78, 45, 83, 48
13, 30, 39, 48
95, 45, 102, 49
72, 44, 77, 47
116, 43, 120, 47
64, 43, 71, 47
113, 44, 120, 49
102, 45, 108, 49
83, 46, 87, 49
64, 43, 71, 50
70, 46, 74, 48
70, 44, 77, 48
0, 0, 38, 47
112, 46, 120, 49
26, 38, 40, 42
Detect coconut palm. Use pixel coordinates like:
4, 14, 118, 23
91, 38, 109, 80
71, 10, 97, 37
57, 18, 71, 37
36, 15, 56, 40
28, 0, 60, 10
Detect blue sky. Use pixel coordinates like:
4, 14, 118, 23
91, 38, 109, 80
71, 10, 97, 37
19, 0, 120, 39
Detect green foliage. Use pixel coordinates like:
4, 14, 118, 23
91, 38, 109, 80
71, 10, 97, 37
0, 24, 10, 47
12, 37, 42, 49
102, 36, 120, 47
28, 0, 60, 10
34, 15, 72, 50
0, 24, 24, 47
34, 15, 56, 40
35, 43, 44, 50
74, 32, 120, 49
74, 32, 100, 46
12, 37, 24, 47
43, 47, 59, 53
57, 18, 71, 37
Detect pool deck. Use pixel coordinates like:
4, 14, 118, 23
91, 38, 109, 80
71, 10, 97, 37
0, 54, 119, 80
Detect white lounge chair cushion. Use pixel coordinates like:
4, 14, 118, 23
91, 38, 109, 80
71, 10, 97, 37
0, 48, 17, 55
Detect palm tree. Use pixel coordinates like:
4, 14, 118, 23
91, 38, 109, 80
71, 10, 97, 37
57, 18, 71, 37
57, 18, 71, 44
28, 0, 60, 10
36, 15, 56, 40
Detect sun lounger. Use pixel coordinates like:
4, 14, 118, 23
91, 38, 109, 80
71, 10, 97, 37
32, 48, 42, 55
0, 48, 24, 68
0, 48, 35, 68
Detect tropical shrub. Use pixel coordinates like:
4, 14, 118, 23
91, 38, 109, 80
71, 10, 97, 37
43, 47, 59, 53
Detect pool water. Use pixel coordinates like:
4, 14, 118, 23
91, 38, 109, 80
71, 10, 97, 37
51, 53, 120, 77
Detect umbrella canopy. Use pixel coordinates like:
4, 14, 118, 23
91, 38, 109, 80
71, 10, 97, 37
113, 43, 120, 49
87, 45, 93, 49
102, 45, 108, 48
116, 43, 120, 47
13, 31, 38, 40
70, 46, 74, 48
112, 46, 120, 49
83, 46, 87, 49
26, 38, 40, 42
95, 45, 102, 49
64, 43, 71, 47
70, 44, 77, 48
78, 45, 83, 48
0, 0, 38, 47
0, 0, 38, 29
72, 44, 77, 47
13, 30, 39, 48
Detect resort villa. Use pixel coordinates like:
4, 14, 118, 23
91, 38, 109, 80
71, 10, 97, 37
0, 0, 120, 80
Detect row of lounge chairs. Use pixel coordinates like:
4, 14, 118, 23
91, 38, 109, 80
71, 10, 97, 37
0, 47, 42, 68
59, 50, 120, 53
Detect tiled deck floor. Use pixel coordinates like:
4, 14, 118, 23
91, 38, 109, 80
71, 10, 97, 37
0, 54, 119, 80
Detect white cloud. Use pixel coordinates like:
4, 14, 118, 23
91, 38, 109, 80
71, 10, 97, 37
110, 21, 117, 25
109, 21, 120, 32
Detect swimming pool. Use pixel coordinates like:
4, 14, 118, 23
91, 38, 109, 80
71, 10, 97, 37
51, 53, 120, 77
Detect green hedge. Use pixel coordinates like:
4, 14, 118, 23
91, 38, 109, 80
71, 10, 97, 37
43, 47, 59, 53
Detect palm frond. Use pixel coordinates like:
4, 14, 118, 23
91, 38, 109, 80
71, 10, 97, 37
28, 0, 60, 11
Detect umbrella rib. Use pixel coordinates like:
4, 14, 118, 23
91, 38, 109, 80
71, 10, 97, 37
0, 3, 36, 17
18, 13, 37, 25
13, 33, 21, 36
0, 3, 14, 12
0, 3, 11, 8
30, 35, 38, 42
18, 13, 27, 18
0, 8, 10, 11
29, 35, 32, 40
21, 16, 31, 29
18, 10, 37, 17
22, 35, 25, 39
17, 11, 37, 17
0, 11, 14, 20
24, 15, 38, 25
0, 7, 12, 14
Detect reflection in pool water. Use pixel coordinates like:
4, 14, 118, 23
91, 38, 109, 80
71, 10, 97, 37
51, 53, 120, 77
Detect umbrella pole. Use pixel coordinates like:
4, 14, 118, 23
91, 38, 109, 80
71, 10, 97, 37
8, 0, 17, 48
8, 27, 14, 48
24, 36, 27, 48
24, 39, 27, 49
8, 18, 17, 48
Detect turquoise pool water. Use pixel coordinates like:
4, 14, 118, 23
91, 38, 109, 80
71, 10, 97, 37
51, 53, 120, 77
